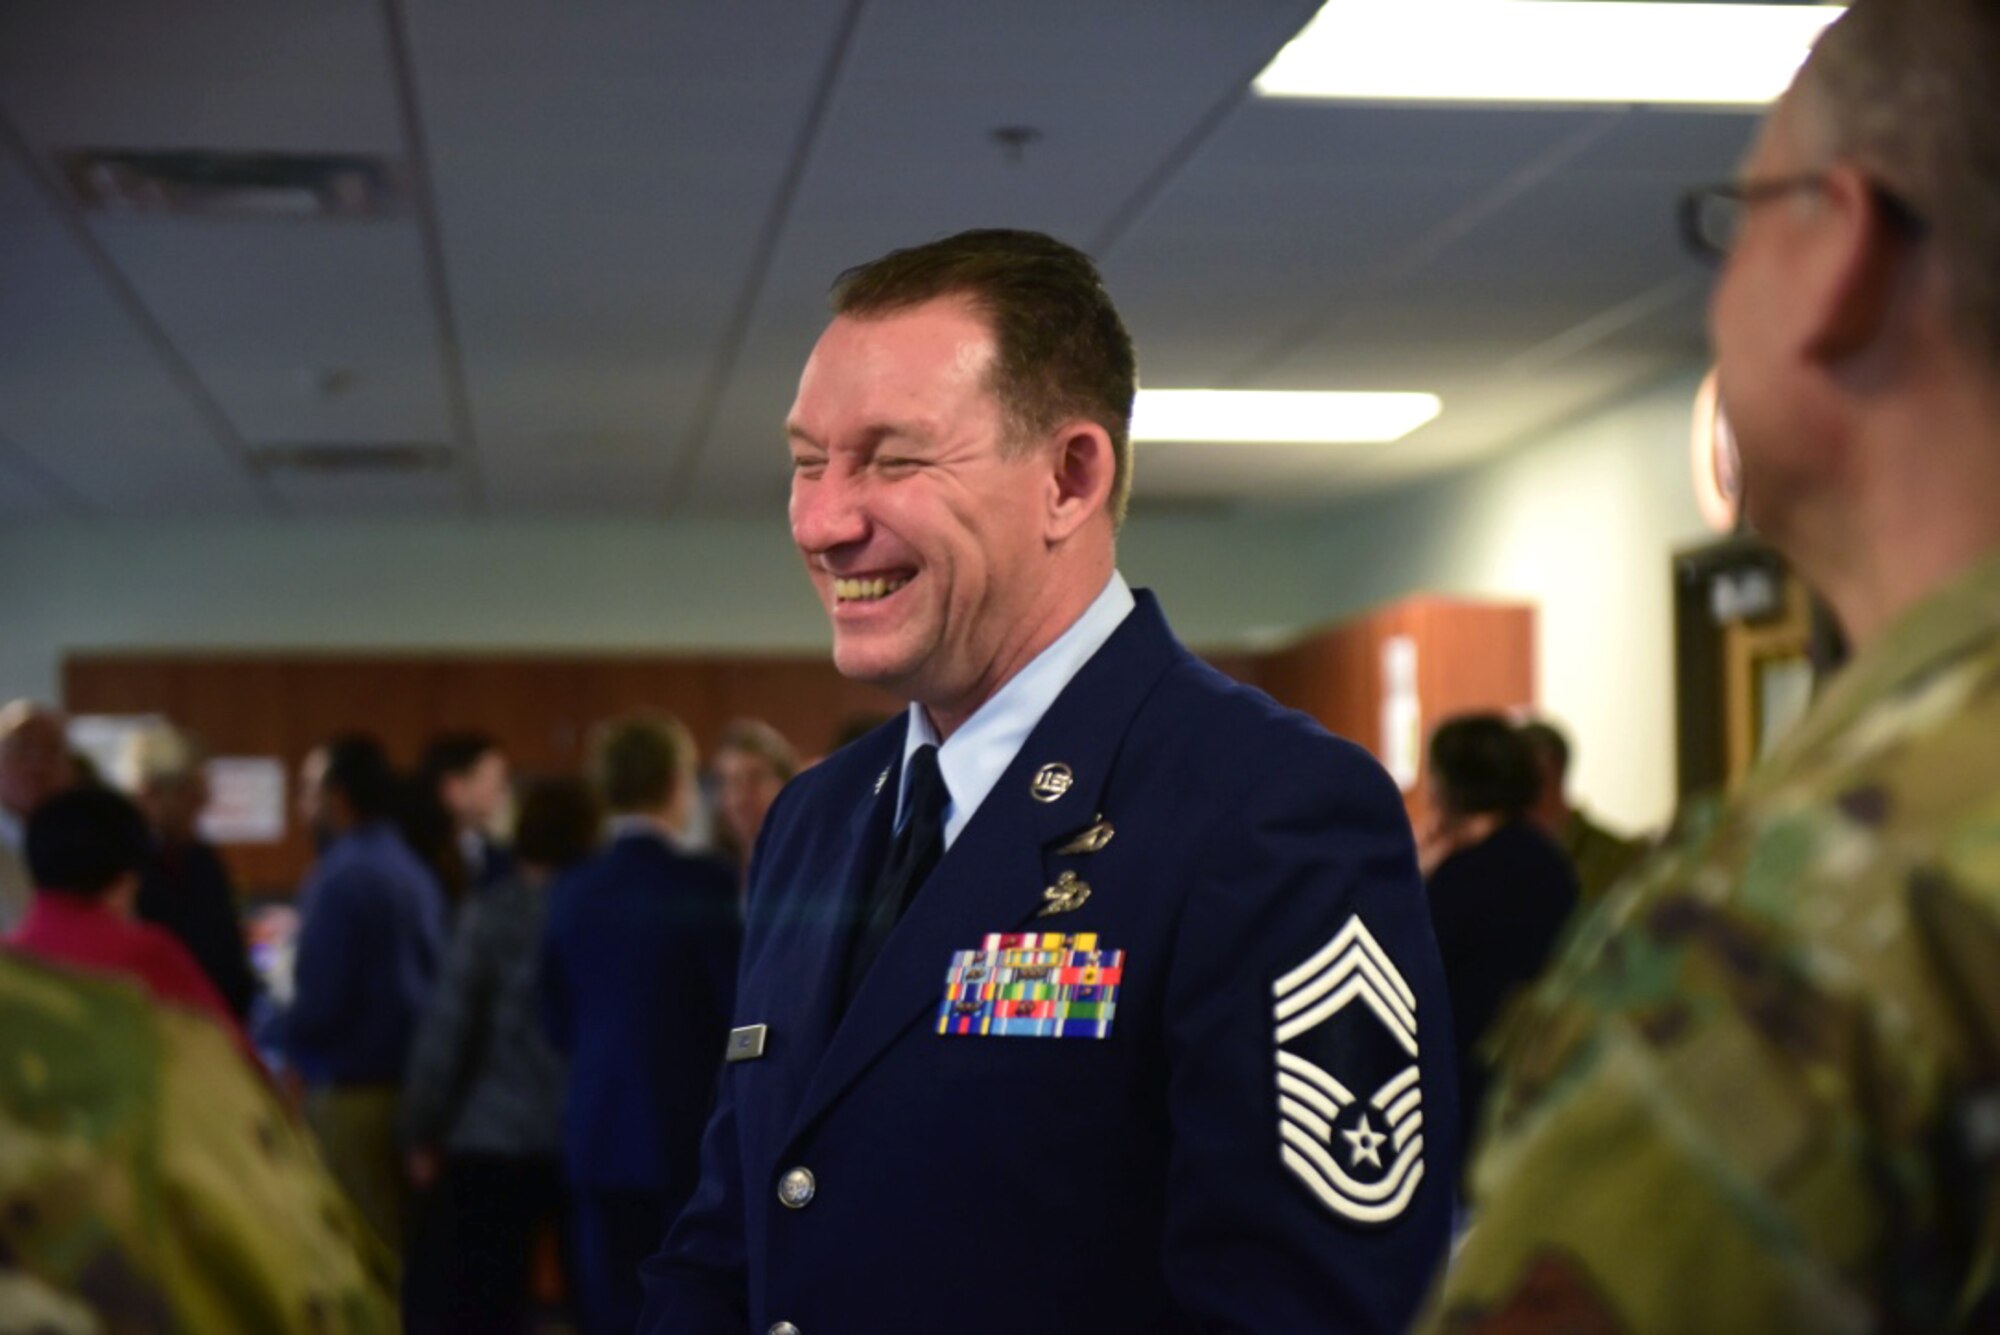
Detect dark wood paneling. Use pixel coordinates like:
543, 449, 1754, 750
66, 650, 905, 893
65, 599, 1533, 893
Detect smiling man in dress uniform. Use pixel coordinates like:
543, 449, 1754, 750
641, 229, 1455, 1333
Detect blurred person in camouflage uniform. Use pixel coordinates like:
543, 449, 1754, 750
0, 949, 397, 1331
1425, 0, 2000, 1329
1518, 718, 1647, 906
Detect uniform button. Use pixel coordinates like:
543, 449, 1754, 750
770, 1324, 801, 1335
777, 1166, 816, 1209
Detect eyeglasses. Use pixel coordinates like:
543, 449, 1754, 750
1678, 174, 1925, 264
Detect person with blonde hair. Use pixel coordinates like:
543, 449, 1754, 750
0, 700, 74, 932
131, 724, 258, 1020
710, 718, 799, 877
541, 713, 740, 1335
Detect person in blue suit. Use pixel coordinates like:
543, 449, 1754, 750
543, 712, 741, 1335
641, 230, 1457, 1333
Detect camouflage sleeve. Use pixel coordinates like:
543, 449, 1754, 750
1418, 883, 1897, 1334
0, 952, 398, 1332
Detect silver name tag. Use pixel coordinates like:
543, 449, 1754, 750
725, 1024, 769, 1063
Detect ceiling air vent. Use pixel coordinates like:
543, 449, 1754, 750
248, 443, 453, 476
59, 150, 403, 219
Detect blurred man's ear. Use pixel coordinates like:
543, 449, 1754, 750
106, 870, 142, 917
1805, 164, 1917, 364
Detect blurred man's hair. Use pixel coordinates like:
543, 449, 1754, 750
1798, 0, 2000, 362
26, 786, 151, 897
832, 228, 1139, 526
1516, 720, 1570, 781
716, 719, 799, 786
1428, 714, 1540, 821
419, 731, 501, 786
512, 776, 602, 869
589, 713, 695, 814
321, 733, 400, 822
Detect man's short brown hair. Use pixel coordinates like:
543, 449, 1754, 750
1797, 0, 2000, 363
831, 228, 1139, 527
589, 713, 695, 814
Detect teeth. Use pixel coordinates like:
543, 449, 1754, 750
834, 576, 910, 602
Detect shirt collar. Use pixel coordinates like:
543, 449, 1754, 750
899, 570, 1136, 848
606, 813, 679, 847
1754, 543, 2000, 790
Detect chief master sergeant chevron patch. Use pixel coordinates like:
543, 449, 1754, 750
1271, 914, 1426, 1226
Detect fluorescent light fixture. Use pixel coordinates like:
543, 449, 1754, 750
1131, 390, 1442, 444
1255, 1, 1844, 107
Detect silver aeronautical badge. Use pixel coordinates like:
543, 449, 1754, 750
1270, 915, 1424, 1226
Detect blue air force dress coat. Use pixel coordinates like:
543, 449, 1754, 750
541, 831, 742, 1198
641, 591, 1458, 1333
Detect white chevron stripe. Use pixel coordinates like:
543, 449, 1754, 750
1279, 1119, 1426, 1205
1279, 1094, 1333, 1143
1393, 1111, 1423, 1153
1272, 940, 1419, 1038
1277, 1071, 1344, 1122
1372, 1066, 1421, 1109
1281, 1145, 1428, 1226
1384, 1087, 1422, 1128
1276, 1050, 1354, 1108
1275, 974, 1418, 1053
1274, 916, 1417, 1009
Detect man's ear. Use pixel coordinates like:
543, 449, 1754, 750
1045, 422, 1116, 544
1804, 164, 1914, 364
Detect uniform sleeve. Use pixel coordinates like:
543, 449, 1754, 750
638, 787, 803, 1332
638, 1070, 751, 1331
1162, 731, 1456, 1333
140, 927, 235, 1025
538, 879, 575, 1056
196, 844, 260, 1019
401, 903, 491, 1148
1419, 883, 1931, 1332
283, 870, 369, 1061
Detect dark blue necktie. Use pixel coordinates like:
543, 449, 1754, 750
842, 744, 948, 1010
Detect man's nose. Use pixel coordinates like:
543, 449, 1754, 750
791, 469, 869, 555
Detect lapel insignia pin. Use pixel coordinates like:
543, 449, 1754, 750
1030, 762, 1074, 803
1056, 815, 1114, 855
1039, 870, 1091, 916
874, 766, 890, 795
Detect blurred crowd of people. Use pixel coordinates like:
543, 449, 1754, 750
2, 685, 1654, 1331
0, 696, 846, 1333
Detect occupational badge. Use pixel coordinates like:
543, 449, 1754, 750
937, 932, 1123, 1038
1270, 915, 1424, 1226
1055, 816, 1115, 855
1038, 870, 1091, 916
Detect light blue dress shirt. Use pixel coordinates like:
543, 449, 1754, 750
898, 571, 1136, 848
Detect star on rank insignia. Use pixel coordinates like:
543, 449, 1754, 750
1270, 915, 1425, 1226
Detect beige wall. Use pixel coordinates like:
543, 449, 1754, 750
0, 366, 1714, 832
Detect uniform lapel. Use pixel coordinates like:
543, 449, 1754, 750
772, 730, 904, 1072
785, 593, 1182, 1145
